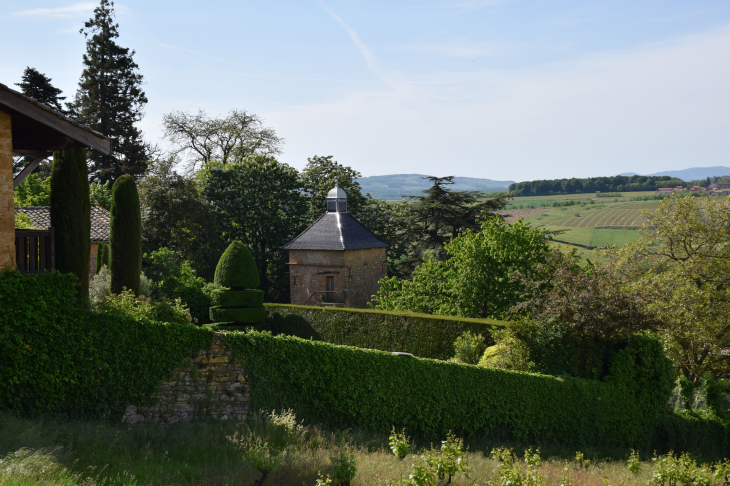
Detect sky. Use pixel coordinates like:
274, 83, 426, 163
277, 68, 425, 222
2, 0, 730, 182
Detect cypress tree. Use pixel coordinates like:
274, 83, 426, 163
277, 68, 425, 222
110, 174, 141, 295
72, 0, 151, 182
50, 149, 91, 307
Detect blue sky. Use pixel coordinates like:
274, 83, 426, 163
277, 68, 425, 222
2, 0, 730, 181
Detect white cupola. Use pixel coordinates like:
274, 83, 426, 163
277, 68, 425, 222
326, 184, 347, 213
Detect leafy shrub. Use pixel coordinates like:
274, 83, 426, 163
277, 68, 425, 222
142, 247, 216, 324
389, 427, 411, 460
13, 173, 51, 207
330, 452, 357, 485
221, 331, 687, 451
392, 432, 467, 485
210, 241, 264, 325
14, 212, 34, 229
95, 289, 194, 325
0, 269, 212, 419
453, 330, 487, 365
266, 304, 503, 360
89, 265, 151, 307
89, 181, 112, 210
214, 240, 259, 289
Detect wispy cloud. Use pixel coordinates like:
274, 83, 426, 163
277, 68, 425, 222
11, 2, 97, 17
394, 38, 522, 58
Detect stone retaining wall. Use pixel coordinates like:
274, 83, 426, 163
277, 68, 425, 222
122, 333, 250, 425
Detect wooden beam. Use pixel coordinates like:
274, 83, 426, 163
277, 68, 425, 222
0, 87, 112, 155
13, 157, 46, 188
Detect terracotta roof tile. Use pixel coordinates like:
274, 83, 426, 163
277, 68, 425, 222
15, 204, 110, 242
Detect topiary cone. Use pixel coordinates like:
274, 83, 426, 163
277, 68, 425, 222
210, 241, 265, 326
110, 175, 142, 295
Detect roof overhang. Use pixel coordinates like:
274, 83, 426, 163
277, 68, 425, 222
0, 83, 112, 157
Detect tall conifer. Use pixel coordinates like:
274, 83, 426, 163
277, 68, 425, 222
15, 67, 67, 113
71, 0, 151, 183
50, 149, 91, 307
109, 175, 141, 295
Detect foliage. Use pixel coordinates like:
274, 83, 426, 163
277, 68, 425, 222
13, 212, 34, 229
15, 66, 67, 113
95, 289, 194, 325
603, 194, 730, 381
330, 452, 357, 485
221, 331, 688, 451
389, 427, 412, 460
487, 447, 544, 486
139, 158, 225, 281
13, 173, 51, 207
50, 148, 90, 308
373, 216, 551, 319
392, 431, 467, 486
298, 155, 370, 223
510, 250, 662, 378
266, 304, 503, 360
162, 109, 283, 173
478, 326, 535, 372
71, 0, 152, 181
509, 175, 687, 196
89, 181, 112, 210
214, 241, 260, 289
452, 331, 487, 365
204, 156, 306, 299
0, 269, 212, 419
110, 174, 142, 295
142, 247, 214, 324
628, 450, 642, 475
95, 242, 109, 274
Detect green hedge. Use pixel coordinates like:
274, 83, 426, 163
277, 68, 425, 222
222, 331, 730, 458
265, 304, 505, 360
0, 270, 213, 419
211, 289, 264, 307
210, 306, 266, 323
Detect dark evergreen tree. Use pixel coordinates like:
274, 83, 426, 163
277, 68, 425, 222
95, 242, 110, 274
110, 174, 142, 295
15, 67, 67, 113
50, 149, 91, 307
72, 0, 151, 183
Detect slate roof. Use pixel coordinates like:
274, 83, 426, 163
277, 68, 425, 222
15, 205, 111, 242
283, 212, 389, 251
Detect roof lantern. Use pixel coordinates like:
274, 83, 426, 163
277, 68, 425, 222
326, 183, 347, 213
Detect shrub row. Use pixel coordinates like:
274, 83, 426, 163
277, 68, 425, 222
222, 331, 729, 459
265, 304, 505, 360
0, 270, 213, 419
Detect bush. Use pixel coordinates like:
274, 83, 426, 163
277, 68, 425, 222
142, 247, 216, 324
210, 306, 265, 323
110, 174, 142, 296
0, 269, 212, 419
214, 241, 259, 289
453, 330, 487, 365
89, 265, 151, 307
50, 148, 90, 307
14, 212, 34, 229
266, 304, 504, 360
96, 289, 194, 325
210, 289, 264, 307
220, 331, 684, 450
95, 242, 110, 274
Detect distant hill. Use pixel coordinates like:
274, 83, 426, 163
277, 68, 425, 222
357, 174, 515, 200
618, 167, 730, 180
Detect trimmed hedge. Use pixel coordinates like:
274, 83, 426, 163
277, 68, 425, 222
0, 269, 213, 419
222, 331, 730, 459
210, 289, 264, 308
210, 306, 266, 324
214, 241, 259, 289
265, 304, 505, 360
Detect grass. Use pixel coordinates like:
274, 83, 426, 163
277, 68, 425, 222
1, 411, 726, 486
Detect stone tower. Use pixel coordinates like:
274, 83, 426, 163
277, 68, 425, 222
283, 185, 389, 308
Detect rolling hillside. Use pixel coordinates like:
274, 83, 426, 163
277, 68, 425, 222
357, 174, 514, 200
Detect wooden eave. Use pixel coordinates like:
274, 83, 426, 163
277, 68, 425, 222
0, 83, 112, 157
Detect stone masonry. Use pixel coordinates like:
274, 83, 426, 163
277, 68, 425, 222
122, 334, 250, 425
289, 247, 386, 308
0, 110, 14, 270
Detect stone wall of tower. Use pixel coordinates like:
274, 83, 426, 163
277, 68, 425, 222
0, 110, 14, 270
288, 247, 387, 308
343, 247, 387, 308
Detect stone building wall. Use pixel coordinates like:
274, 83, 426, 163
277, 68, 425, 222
122, 334, 250, 425
89, 242, 98, 278
288, 248, 386, 308
288, 249, 346, 306
343, 247, 387, 308
0, 110, 14, 270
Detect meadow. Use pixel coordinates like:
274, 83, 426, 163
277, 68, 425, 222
0, 412, 711, 486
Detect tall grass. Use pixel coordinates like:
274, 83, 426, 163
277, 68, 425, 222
0, 412, 725, 486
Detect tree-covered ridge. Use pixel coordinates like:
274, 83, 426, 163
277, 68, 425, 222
509, 175, 687, 196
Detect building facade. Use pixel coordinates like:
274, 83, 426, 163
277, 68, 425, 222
283, 185, 388, 308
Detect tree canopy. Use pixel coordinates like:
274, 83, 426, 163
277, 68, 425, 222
15, 67, 67, 114
71, 0, 152, 182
